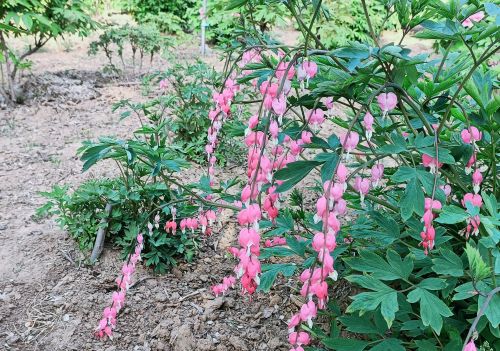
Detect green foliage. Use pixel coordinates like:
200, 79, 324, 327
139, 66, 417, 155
206, 0, 287, 45
119, 0, 286, 43
141, 61, 246, 165
37, 179, 199, 272
1, 0, 96, 38
317, 0, 399, 48
39, 70, 227, 271
88, 23, 169, 73
0, 0, 96, 101
140, 12, 184, 35
125, 0, 197, 33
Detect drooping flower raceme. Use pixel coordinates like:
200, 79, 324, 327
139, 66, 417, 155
420, 198, 441, 255
95, 233, 144, 339
462, 193, 483, 238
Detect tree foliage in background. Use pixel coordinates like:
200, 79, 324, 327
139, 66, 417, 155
123, 0, 197, 33
88, 23, 170, 74
318, 0, 399, 48
0, 0, 96, 102
143, 61, 246, 165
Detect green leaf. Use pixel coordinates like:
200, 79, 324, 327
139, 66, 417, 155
407, 287, 453, 334
465, 243, 491, 281
453, 282, 488, 301
415, 339, 438, 351
286, 236, 307, 257
322, 337, 370, 351
333, 43, 370, 59
275, 161, 321, 192
345, 251, 400, 280
345, 275, 399, 328
225, 0, 248, 10
369, 339, 405, 351
414, 133, 435, 148
432, 249, 464, 277
418, 278, 447, 290
380, 291, 399, 328
480, 216, 500, 244
391, 167, 435, 195
420, 147, 455, 164
257, 263, 296, 292
400, 178, 424, 220
415, 19, 460, 40
483, 193, 499, 217
386, 250, 413, 280
392, 166, 417, 183
320, 153, 339, 183
346, 289, 398, 329
435, 205, 468, 224
338, 315, 379, 334
22, 14, 33, 30
346, 275, 393, 292
259, 246, 296, 259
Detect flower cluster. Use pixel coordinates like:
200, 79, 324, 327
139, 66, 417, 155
420, 198, 442, 255
285, 92, 402, 349
206, 77, 240, 185
209, 54, 324, 299
461, 193, 483, 238
461, 126, 483, 192
166, 209, 217, 236
95, 233, 144, 339
460, 125, 484, 239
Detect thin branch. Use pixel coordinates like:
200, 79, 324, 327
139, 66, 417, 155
462, 286, 500, 351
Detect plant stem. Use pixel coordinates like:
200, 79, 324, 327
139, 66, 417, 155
304, 0, 322, 56
434, 43, 451, 83
361, 0, 379, 47
462, 286, 500, 351
436, 40, 499, 135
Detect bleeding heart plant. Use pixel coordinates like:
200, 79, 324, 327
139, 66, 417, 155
202, 1, 500, 351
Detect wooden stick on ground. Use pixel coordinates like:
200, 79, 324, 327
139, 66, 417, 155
90, 203, 113, 263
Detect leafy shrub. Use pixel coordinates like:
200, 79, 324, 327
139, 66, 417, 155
88, 23, 169, 73
38, 178, 201, 272
200, 0, 500, 350
140, 60, 246, 165
317, 0, 399, 48
0, 0, 96, 102
39, 77, 241, 271
140, 12, 184, 35
125, 0, 197, 33
205, 0, 288, 45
